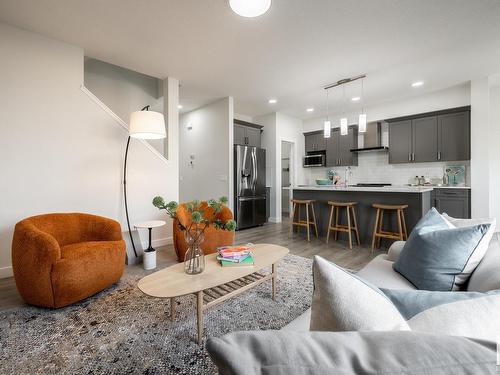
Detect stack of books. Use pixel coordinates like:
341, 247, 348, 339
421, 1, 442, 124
217, 245, 254, 267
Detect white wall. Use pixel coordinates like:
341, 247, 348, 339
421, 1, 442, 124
0, 23, 179, 278
179, 98, 233, 204
490, 85, 500, 222
256, 112, 306, 222
84, 58, 165, 155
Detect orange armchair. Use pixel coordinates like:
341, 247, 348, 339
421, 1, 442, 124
12, 213, 125, 308
173, 202, 235, 261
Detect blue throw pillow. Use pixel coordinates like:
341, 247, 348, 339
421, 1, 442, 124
393, 208, 490, 291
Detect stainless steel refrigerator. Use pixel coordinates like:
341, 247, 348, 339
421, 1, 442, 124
234, 145, 266, 229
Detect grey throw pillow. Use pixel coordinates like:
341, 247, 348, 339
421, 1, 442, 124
207, 331, 497, 375
393, 208, 490, 291
310, 256, 410, 332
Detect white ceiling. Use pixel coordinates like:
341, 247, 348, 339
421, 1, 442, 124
1, 0, 500, 120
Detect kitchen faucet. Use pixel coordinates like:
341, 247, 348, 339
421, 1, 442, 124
345, 166, 352, 186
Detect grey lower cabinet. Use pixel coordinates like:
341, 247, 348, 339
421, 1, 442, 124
432, 188, 471, 219
326, 127, 358, 167
388, 108, 470, 164
234, 122, 262, 147
304, 132, 327, 152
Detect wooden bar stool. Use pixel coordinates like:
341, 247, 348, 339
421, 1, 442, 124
371, 204, 408, 252
290, 199, 318, 242
326, 201, 361, 250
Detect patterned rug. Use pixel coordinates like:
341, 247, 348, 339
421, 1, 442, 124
0, 254, 313, 374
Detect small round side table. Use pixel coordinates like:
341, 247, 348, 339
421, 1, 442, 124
134, 220, 166, 270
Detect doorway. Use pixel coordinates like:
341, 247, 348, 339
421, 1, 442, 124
281, 141, 293, 219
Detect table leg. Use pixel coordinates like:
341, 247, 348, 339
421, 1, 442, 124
272, 263, 277, 301
147, 227, 154, 252
170, 297, 175, 321
197, 291, 203, 344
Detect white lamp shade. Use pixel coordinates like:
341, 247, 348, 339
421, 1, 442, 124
340, 118, 348, 135
129, 111, 166, 139
324, 120, 331, 138
229, 0, 271, 17
359, 113, 367, 133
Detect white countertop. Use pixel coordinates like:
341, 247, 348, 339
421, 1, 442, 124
293, 185, 432, 193
292, 185, 469, 193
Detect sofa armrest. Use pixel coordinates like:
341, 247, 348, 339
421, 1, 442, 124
387, 241, 406, 262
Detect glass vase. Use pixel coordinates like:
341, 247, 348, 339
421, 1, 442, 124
184, 229, 205, 275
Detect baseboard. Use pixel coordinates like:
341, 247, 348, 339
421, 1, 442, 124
268, 217, 281, 223
143, 236, 173, 249
0, 266, 13, 279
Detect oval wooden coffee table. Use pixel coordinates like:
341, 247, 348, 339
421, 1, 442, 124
138, 243, 289, 344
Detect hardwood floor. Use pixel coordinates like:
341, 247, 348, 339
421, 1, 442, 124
0, 219, 384, 312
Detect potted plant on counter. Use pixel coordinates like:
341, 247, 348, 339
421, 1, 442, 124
152, 196, 236, 274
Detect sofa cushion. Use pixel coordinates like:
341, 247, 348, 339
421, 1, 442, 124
467, 234, 500, 292
356, 254, 416, 290
310, 256, 409, 332
382, 288, 500, 341
207, 331, 497, 375
393, 208, 490, 291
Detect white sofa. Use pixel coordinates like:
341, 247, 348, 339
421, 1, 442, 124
284, 233, 500, 331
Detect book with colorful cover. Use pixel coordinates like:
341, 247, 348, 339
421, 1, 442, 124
219, 255, 255, 267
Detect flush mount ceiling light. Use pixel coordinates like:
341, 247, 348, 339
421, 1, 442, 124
306, 108, 314, 112
177, 104, 183, 109
411, 81, 424, 87
229, 0, 271, 17
351, 96, 361, 102
268, 98, 277, 104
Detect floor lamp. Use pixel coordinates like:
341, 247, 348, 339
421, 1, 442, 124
124, 105, 166, 257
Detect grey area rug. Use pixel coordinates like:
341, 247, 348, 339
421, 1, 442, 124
0, 254, 313, 374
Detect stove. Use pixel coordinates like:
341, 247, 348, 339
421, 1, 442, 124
354, 183, 392, 187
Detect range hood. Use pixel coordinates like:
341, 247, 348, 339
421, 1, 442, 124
350, 121, 389, 152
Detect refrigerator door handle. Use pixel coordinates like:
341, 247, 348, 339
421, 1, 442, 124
251, 148, 257, 191
238, 196, 266, 201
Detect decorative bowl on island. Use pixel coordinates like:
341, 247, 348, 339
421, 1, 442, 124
315, 179, 332, 185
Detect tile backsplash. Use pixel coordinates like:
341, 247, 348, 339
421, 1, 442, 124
307, 152, 471, 186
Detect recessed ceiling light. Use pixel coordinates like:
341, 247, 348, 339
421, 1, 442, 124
268, 99, 277, 104
411, 81, 424, 87
178, 104, 183, 109
306, 108, 314, 112
351, 96, 361, 102
229, 0, 271, 18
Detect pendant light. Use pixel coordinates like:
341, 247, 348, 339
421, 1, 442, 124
358, 78, 367, 133
340, 84, 348, 135
324, 89, 331, 138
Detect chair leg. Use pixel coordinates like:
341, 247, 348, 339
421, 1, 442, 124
376, 209, 384, 249
346, 205, 352, 250
400, 210, 408, 240
305, 203, 310, 242
371, 208, 380, 253
334, 206, 339, 241
351, 206, 361, 246
326, 205, 334, 244
290, 203, 296, 235
396, 209, 404, 240
310, 203, 319, 238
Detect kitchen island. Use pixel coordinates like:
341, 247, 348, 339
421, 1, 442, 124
292, 185, 433, 246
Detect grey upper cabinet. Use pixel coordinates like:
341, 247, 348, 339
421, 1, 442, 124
412, 116, 438, 163
389, 120, 412, 164
326, 127, 358, 167
304, 132, 327, 152
388, 107, 470, 164
234, 124, 247, 145
246, 127, 261, 147
438, 112, 470, 161
234, 120, 262, 147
